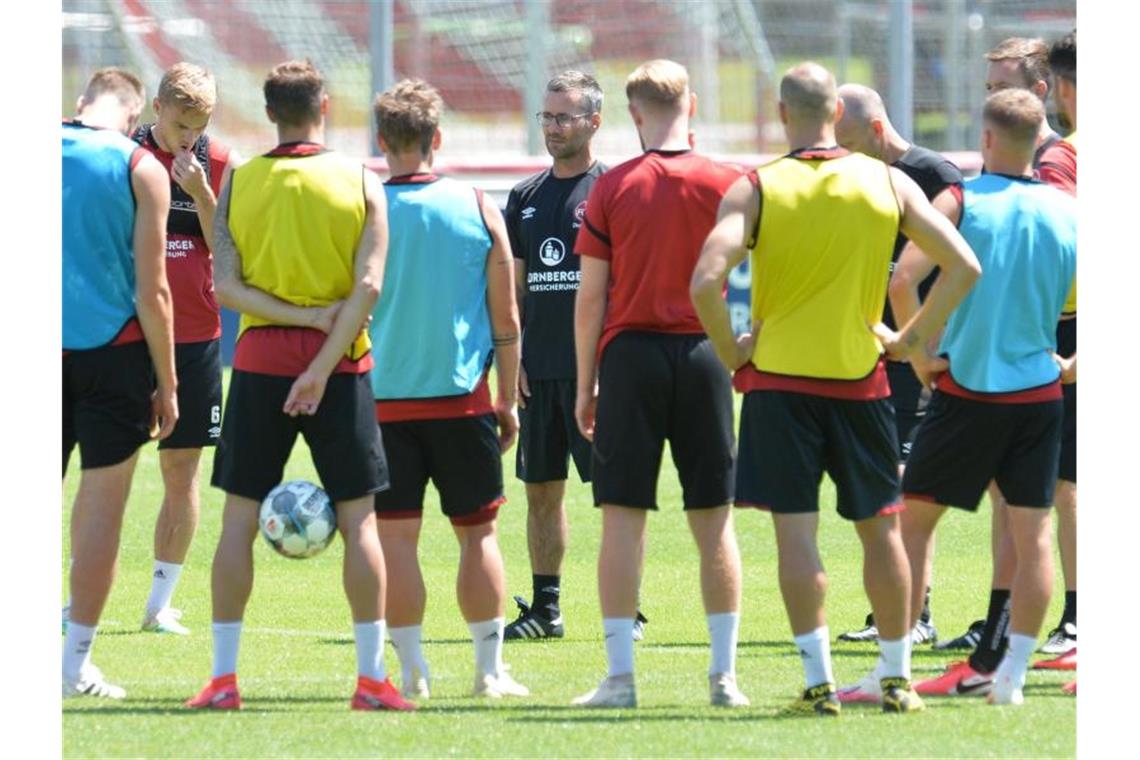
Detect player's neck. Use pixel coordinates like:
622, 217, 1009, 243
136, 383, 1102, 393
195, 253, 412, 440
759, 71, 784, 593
277, 123, 324, 147
386, 153, 433, 177
881, 130, 910, 165
639, 120, 691, 152
986, 154, 1033, 178
75, 106, 129, 135
551, 149, 594, 178
785, 124, 837, 152
1035, 120, 1056, 146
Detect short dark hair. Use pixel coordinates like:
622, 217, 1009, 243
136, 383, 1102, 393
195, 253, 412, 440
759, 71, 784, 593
1048, 30, 1076, 85
986, 37, 1052, 92
546, 71, 603, 114
984, 88, 1044, 148
373, 78, 443, 156
264, 59, 324, 127
81, 67, 144, 110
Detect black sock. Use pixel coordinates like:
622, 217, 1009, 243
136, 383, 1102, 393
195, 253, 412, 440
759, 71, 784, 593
1061, 590, 1076, 627
532, 574, 561, 617
920, 586, 933, 624
969, 589, 1011, 673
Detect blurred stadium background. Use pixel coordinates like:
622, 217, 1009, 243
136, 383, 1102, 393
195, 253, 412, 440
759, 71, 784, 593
61, 0, 1075, 344
63, 0, 1076, 160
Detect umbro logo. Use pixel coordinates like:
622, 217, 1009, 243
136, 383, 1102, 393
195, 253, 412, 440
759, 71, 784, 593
154, 569, 166, 579
521, 206, 536, 221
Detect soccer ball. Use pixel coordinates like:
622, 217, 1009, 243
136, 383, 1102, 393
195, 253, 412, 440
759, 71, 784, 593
259, 480, 337, 559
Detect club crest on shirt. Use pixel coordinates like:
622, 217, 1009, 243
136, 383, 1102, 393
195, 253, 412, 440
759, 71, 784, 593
572, 200, 588, 229
538, 237, 566, 267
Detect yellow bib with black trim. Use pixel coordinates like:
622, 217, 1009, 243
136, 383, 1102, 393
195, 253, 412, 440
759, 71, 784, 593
751, 152, 899, 379
229, 150, 370, 358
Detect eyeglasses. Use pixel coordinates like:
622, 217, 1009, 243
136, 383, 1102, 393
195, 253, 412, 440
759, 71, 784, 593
535, 111, 592, 128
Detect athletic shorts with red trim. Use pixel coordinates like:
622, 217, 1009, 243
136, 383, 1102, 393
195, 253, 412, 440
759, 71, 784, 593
159, 339, 223, 450
373, 414, 505, 525
902, 390, 1063, 510
63, 340, 155, 474
591, 331, 734, 511
211, 370, 389, 503
735, 390, 902, 521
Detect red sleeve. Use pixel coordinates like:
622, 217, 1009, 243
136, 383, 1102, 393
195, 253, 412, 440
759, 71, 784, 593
129, 146, 146, 171
574, 176, 612, 260
1036, 141, 1076, 196
947, 183, 964, 208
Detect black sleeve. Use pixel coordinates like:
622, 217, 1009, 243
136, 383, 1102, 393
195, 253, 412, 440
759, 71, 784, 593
937, 159, 964, 187
504, 186, 524, 260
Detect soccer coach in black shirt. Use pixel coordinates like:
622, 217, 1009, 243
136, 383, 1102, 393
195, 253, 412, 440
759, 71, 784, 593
502, 71, 608, 641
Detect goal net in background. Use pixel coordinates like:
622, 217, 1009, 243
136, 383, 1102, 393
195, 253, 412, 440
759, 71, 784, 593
64, 0, 1075, 165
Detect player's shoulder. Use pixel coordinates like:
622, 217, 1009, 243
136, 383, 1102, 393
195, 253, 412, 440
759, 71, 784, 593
510, 167, 553, 199
895, 145, 963, 183
1038, 137, 1077, 164
200, 133, 231, 162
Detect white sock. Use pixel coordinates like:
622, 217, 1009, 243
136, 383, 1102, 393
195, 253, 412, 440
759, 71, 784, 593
353, 620, 387, 682
389, 624, 429, 684
707, 612, 739, 676
793, 626, 835, 689
211, 621, 243, 678
63, 621, 96, 682
995, 632, 1037, 690
145, 561, 183, 616
603, 617, 635, 677
468, 618, 504, 677
877, 636, 911, 680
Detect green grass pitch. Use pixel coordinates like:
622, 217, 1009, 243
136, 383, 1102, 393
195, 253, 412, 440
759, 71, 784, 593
62, 375, 1075, 757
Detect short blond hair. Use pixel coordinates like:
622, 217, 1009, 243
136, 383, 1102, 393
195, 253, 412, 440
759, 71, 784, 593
157, 62, 217, 112
625, 59, 689, 109
986, 37, 1051, 92
373, 78, 443, 156
983, 88, 1044, 148
81, 67, 144, 111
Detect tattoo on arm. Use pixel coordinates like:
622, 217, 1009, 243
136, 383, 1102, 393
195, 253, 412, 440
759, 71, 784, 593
212, 181, 238, 288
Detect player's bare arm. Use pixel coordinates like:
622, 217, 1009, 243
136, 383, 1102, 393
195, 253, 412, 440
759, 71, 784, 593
284, 169, 389, 416
691, 174, 759, 371
573, 255, 608, 441
886, 169, 980, 379
211, 177, 343, 331
512, 256, 531, 407
889, 186, 961, 331
196, 150, 242, 250
131, 151, 179, 440
483, 191, 522, 451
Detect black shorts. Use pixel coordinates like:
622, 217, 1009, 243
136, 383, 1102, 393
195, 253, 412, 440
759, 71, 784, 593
1057, 318, 1076, 483
211, 371, 388, 503
887, 360, 930, 464
374, 414, 504, 525
63, 341, 155, 474
902, 390, 1063, 510
159, 339, 223, 450
592, 332, 734, 511
736, 391, 901, 521
516, 378, 592, 483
